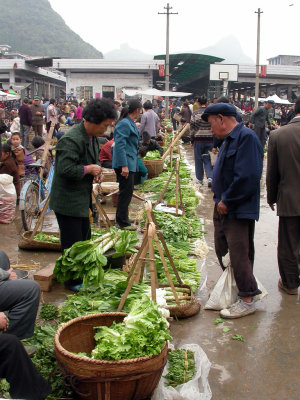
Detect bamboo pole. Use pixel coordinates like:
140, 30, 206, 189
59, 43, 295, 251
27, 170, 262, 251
161, 123, 190, 161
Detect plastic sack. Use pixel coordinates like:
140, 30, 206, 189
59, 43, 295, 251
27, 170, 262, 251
204, 266, 268, 310
152, 344, 212, 400
0, 174, 17, 224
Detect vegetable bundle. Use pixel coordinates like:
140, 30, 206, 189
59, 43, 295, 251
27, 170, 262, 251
33, 232, 60, 243
164, 349, 196, 387
54, 228, 138, 287
143, 150, 162, 160
92, 296, 171, 360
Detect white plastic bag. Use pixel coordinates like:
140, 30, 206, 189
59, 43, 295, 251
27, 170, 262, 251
0, 174, 17, 224
204, 266, 268, 310
152, 344, 212, 400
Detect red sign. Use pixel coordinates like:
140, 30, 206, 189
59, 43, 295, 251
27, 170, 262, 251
158, 65, 165, 77
260, 65, 267, 77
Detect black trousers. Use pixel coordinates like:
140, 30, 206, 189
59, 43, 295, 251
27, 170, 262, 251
0, 251, 40, 340
55, 213, 91, 285
115, 169, 135, 227
0, 334, 51, 400
254, 125, 266, 148
278, 216, 300, 289
213, 204, 261, 298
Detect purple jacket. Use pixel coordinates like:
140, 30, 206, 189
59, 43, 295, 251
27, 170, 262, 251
19, 104, 32, 126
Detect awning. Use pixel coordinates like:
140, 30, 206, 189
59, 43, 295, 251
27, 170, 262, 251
122, 88, 192, 98
252, 95, 293, 105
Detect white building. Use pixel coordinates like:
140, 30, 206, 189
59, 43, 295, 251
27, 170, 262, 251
52, 59, 164, 100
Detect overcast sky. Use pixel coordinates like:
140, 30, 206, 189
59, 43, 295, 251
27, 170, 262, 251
49, 0, 298, 63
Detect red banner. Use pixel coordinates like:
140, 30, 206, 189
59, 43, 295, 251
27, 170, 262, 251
158, 65, 165, 77
260, 65, 267, 77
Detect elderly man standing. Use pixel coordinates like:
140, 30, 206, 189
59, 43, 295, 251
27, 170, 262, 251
249, 99, 274, 148
202, 103, 264, 319
266, 97, 300, 295
30, 96, 44, 137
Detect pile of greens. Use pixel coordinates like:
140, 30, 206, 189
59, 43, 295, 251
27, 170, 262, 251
54, 228, 138, 287
164, 349, 196, 387
59, 281, 150, 323
152, 211, 205, 244
40, 304, 59, 321
143, 150, 162, 160
92, 296, 171, 360
33, 232, 60, 243
23, 324, 70, 399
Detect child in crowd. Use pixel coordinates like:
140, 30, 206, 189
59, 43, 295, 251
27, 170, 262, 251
135, 149, 148, 186
9, 133, 34, 177
31, 136, 51, 177
0, 143, 20, 198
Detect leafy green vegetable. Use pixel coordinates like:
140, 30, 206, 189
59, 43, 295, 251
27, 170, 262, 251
39, 303, 59, 321
54, 228, 138, 287
214, 317, 225, 325
164, 349, 196, 387
34, 232, 60, 243
222, 327, 230, 333
92, 296, 171, 361
143, 150, 162, 160
0, 379, 10, 398
231, 334, 245, 342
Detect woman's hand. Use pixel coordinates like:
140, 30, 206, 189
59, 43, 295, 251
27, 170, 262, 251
86, 164, 102, 177
121, 166, 129, 178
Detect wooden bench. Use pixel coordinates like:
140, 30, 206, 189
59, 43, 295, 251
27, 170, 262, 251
33, 263, 55, 292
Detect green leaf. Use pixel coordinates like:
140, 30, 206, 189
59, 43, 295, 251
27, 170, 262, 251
214, 317, 225, 325
231, 334, 245, 342
222, 327, 230, 333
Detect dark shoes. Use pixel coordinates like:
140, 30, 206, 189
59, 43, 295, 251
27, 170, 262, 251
278, 278, 298, 295
116, 224, 137, 231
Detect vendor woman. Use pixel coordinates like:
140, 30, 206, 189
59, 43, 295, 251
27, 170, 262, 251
112, 99, 142, 230
50, 98, 117, 291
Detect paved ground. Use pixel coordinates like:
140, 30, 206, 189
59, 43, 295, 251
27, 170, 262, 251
0, 148, 299, 400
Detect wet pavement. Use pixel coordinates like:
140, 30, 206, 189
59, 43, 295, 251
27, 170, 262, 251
0, 147, 299, 400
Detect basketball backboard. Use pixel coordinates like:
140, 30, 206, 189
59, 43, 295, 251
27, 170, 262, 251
210, 64, 238, 81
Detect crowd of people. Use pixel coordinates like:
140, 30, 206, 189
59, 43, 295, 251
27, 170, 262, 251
0, 91, 299, 398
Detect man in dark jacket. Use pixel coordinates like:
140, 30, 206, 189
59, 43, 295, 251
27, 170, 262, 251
266, 96, 300, 295
249, 99, 274, 148
202, 103, 264, 319
139, 131, 163, 156
18, 98, 32, 148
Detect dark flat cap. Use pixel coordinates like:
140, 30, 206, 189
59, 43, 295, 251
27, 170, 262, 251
266, 100, 275, 104
201, 103, 237, 121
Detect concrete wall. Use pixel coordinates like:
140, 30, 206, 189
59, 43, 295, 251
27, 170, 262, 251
67, 72, 153, 98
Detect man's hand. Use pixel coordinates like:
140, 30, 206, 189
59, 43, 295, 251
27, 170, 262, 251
269, 203, 275, 211
217, 200, 228, 215
86, 164, 102, 177
7, 268, 17, 280
121, 166, 129, 178
0, 312, 8, 331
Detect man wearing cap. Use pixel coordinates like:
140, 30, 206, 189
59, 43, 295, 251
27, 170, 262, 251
19, 98, 32, 148
249, 100, 274, 148
202, 103, 264, 318
30, 96, 44, 137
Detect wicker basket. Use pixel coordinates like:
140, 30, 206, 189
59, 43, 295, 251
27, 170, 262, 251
143, 159, 164, 179
18, 231, 61, 251
54, 313, 168, 400
100, 182, 119, 194
160, 284, 201, 319
102, 170, 116, 182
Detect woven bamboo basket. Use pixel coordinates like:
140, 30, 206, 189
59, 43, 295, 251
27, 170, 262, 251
54, 313, 168, 400
160, 284, 201, 319
100, 182, 119, 194
143, 159, 164, 179
102, 170, 116, 182
18, 231, 61, 251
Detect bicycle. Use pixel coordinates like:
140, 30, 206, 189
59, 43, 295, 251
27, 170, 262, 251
19, 149, 55, 232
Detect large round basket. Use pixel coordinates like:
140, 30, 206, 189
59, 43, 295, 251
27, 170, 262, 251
18, 231, 61, 251
54, 313, 168, 400
143, 159, 164, 179
160, 284, 201, 319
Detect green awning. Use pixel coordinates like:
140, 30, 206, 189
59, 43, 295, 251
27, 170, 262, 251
154, 53, 224, 85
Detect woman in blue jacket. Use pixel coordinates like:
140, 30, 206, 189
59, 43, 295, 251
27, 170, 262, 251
112, 99, 142, 229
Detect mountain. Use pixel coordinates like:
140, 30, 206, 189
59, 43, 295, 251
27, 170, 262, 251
193, 36, 254, 65
104, 43, 153, 60
0, 0, 103, 58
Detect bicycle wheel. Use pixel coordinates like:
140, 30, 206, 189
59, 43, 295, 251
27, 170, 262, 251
21, 182, 40, 231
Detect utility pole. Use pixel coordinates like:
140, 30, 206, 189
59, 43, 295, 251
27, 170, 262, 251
254, 8, 263, 109
158, 3, 178, 118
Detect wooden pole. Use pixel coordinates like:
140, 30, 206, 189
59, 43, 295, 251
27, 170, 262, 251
161, 123, 190, 161
39, 123, 54, 180
30, 196, 50, 239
